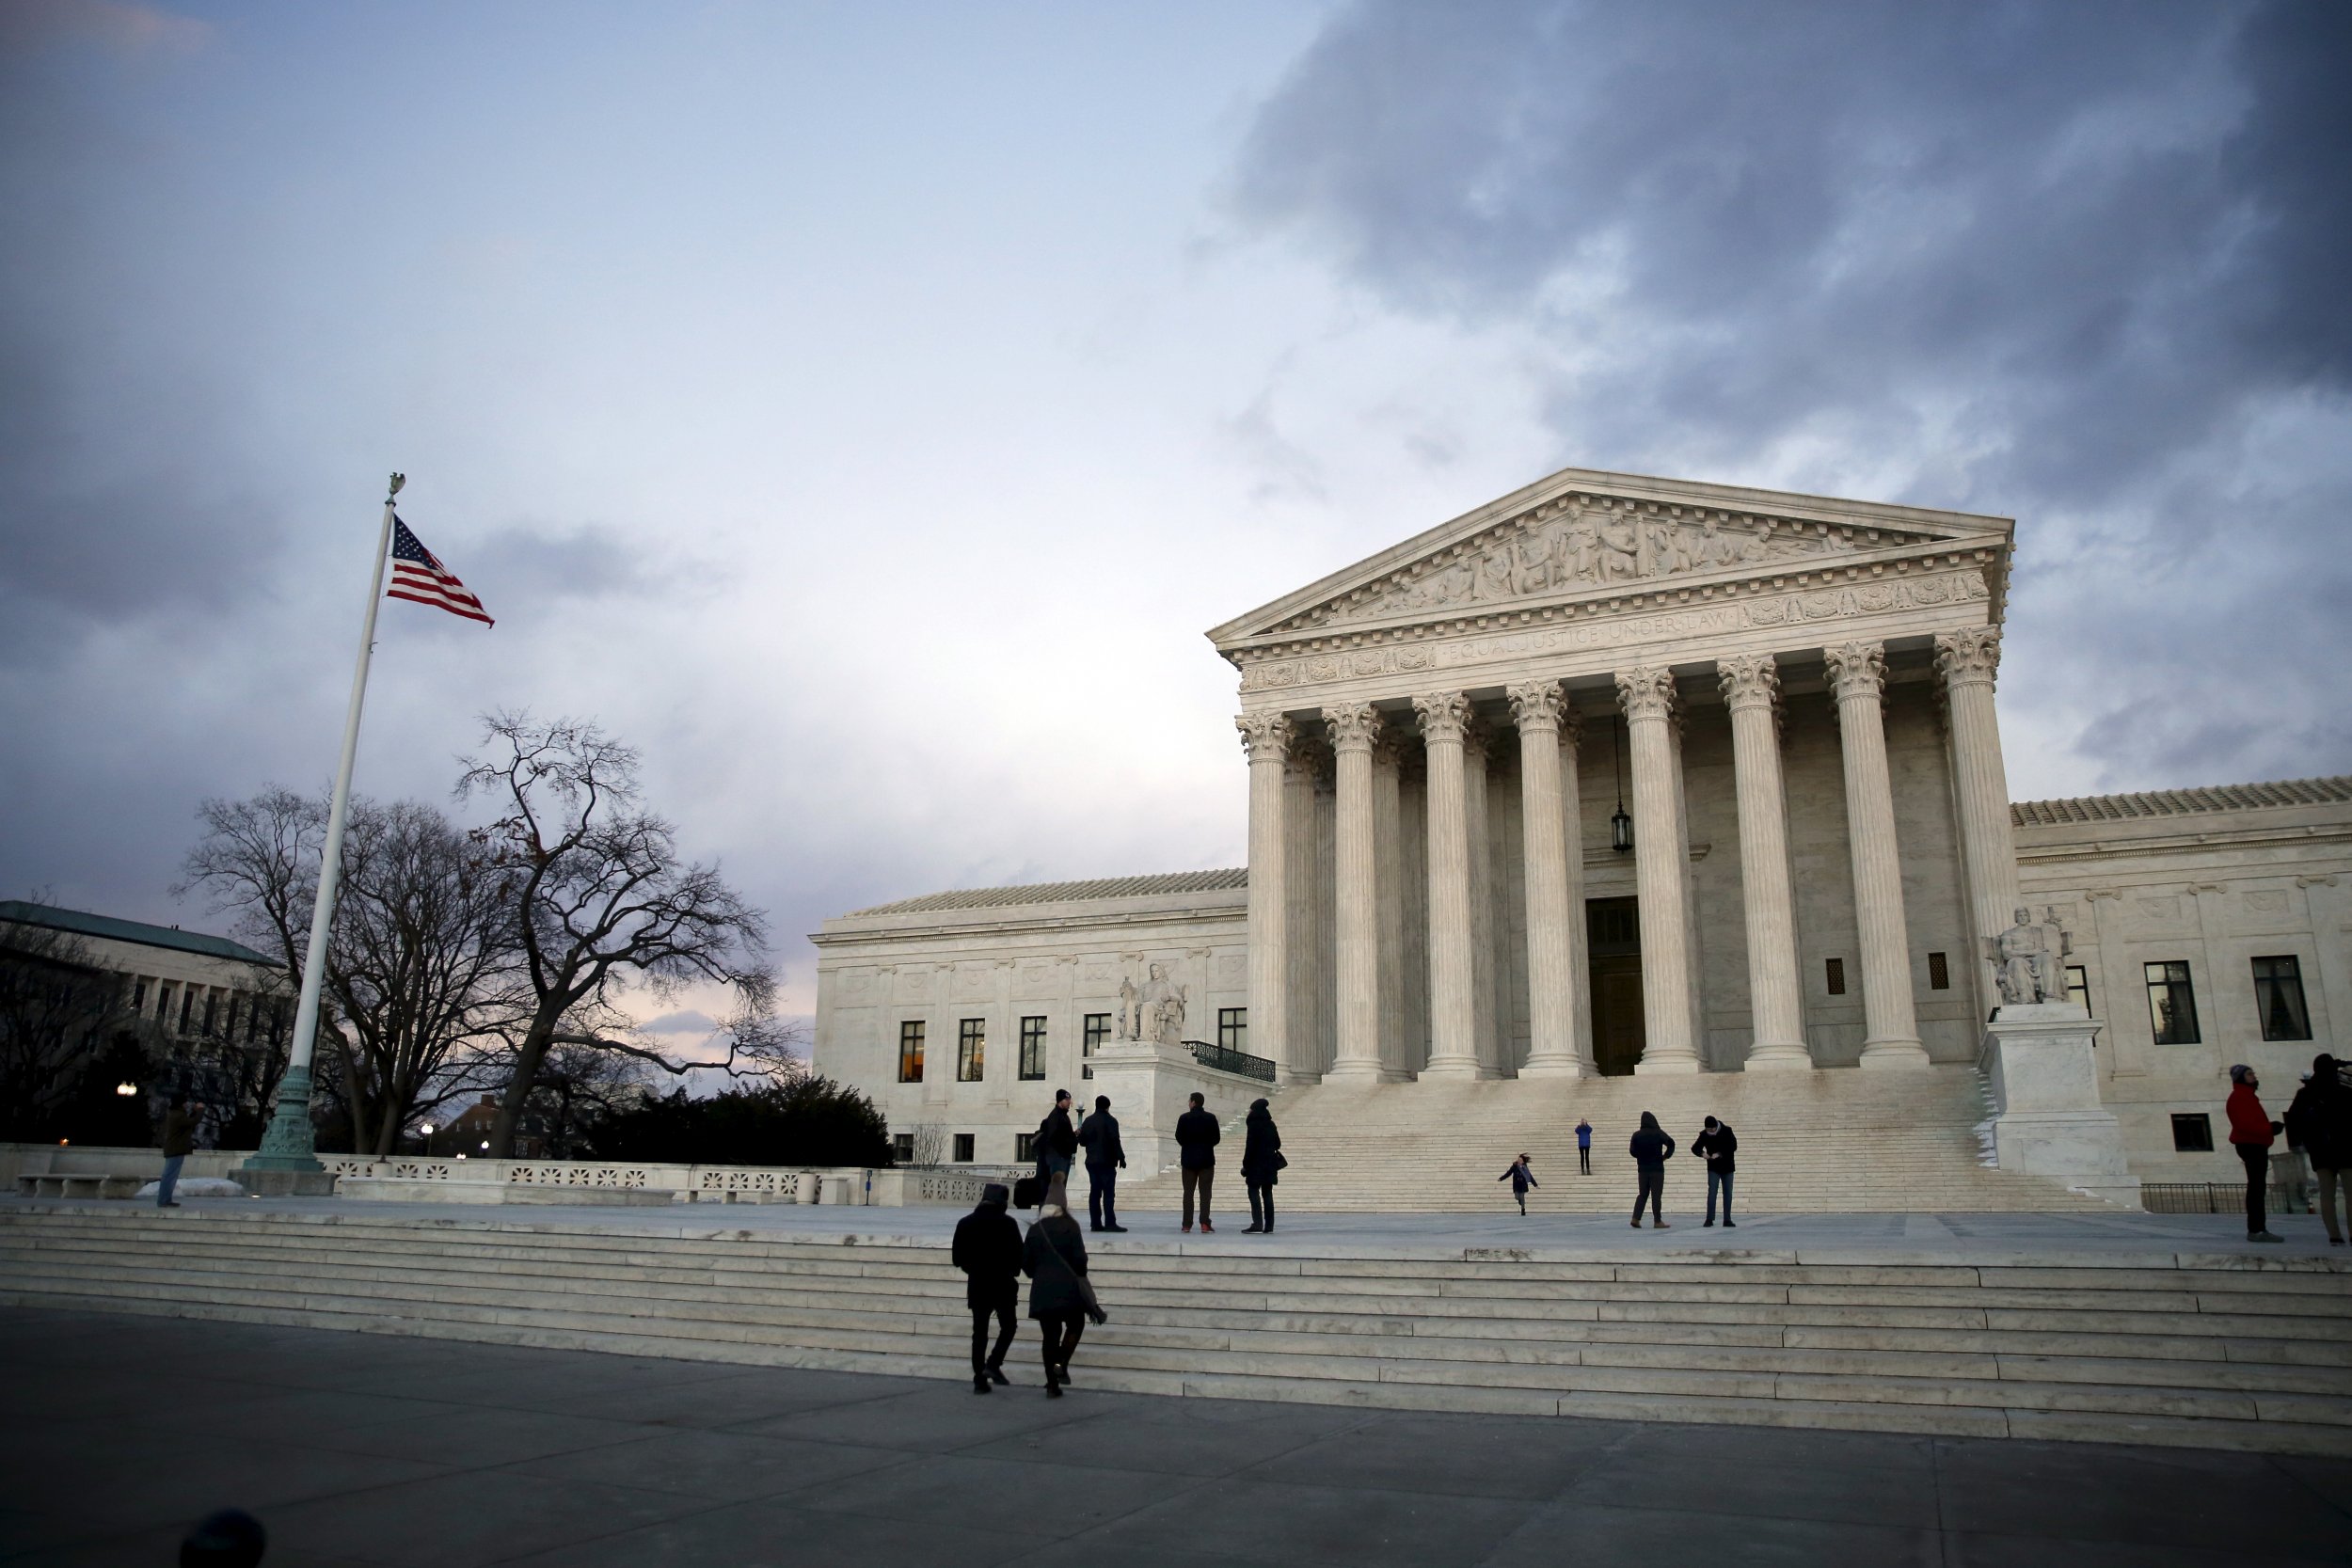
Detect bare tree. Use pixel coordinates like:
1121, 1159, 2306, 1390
0, 917, 134, 1139
460, 713, 781, 1157
179, 789, 520, 1157
908, 1120, 946, 1169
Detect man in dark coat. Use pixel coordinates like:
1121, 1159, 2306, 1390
157, 1099, 196, 1209
1076, 1094, 1127, 1233
1240, 1098, 1282, 1233
952, 1182, 1023, 1392
1629, 1111, 1675, 1229
1034, 1090, 1079, 1187
1692, 1116, 1738, 1228
1022, 1174, 1092, 1396
1174, 1091, 1221, 1234
2286, 1054, 2352, 1245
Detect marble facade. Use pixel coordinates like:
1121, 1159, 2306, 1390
813, 466, 2351, 1188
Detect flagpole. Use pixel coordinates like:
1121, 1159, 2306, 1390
244, 473, 405, 1183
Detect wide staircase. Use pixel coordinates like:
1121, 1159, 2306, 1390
1122, 1064, 2109, 1212
4, 1206, 2346, 1455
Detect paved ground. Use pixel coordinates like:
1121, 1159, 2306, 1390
18, 1192, 2341, 1260
3, 1306, 2346, 1567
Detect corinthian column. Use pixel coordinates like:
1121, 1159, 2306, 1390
1824, 641, 1930, 1068
1717, 656, 1810, 1069
1281, 752, 1320, 1084
1935, 627, 2021, 1003
1323, 703, 1393, 1082
1616, 668, 1699, 1072
1463, 721, 1501, 1074
1372, 731, 1409, 1078
1510, 681, 1584, 1077
1412, 692, 1486, 1078
1237, 712, 1295, 1081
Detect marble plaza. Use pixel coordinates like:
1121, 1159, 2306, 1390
812, 466, 2352, 1199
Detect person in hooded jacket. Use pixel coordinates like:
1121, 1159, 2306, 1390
1240, 1098, 1283, 1233
952, 1182, 1023, 1392
1629, 1112, 1675, 1229
1022, 1174, 1092, 1396
1498, 1153, 1538, 1215
2285, 1054, 2352, 1245
1692, 1116, 1737, 1228
2226, 1064, 2284, 1243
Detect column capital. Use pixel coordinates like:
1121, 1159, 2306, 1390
1717, 653, 1783, 713
1615, 665, 1678, 722
1506, 680, 1568, 733
1323, 703, 1383, 754
1411, 691, 1472, 742
1823, 640, 1888, 703
1236, 711, 1295, 762
1933, 626, 2002, 689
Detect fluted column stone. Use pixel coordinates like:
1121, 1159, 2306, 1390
1616, 667, 1700, 1072
1825, 641, 1930, 1068
1413, 692, 1486, 1078
1323, 703, 1395, 1082
1237, 712, 1296, 1081
1509, 681, 1585, 1078
1935, 627, 2022, 1006
1280, 752, 1320, 1085
1717, 657, 1810, 1069
1463, 721, 1502, 1075
1372, 730, 1410, 1078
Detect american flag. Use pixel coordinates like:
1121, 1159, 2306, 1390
387, 516, 494, 626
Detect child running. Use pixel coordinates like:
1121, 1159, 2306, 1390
1498, 1153, 1539, 1215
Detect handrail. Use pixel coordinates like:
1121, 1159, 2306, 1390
1183, 1038, 1277, 1083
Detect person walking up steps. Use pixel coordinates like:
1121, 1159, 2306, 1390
1023, 1174, 1099, 1397
1076, 1094, 1127, 1232
1693, 1117, 1737, 1227
2226, 1065, 2284, 1243
2285, 1054, 2351, 1245
1576, 1118, 1593, 1176
1241, 1097, 1283, 1233
1499, 1153, 1538, 1215
952, 1182, 1022, 1392
1175, 1091, 1220, 1233
1629, 1111, 1675, 1229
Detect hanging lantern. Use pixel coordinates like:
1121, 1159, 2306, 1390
1611, 714, 1633, 853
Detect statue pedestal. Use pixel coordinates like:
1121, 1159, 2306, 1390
1977, 1003, 2140, 1209
1087, 1039, 1273, 1176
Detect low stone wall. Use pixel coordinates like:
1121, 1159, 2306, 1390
0, 1145, 977, 1208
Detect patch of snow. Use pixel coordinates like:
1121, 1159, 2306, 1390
135, 1178, 246, 1199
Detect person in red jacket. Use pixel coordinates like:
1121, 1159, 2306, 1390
2226, 1064, 2284, 1243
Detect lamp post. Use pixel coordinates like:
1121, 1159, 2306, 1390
1610, 714, 1633, 854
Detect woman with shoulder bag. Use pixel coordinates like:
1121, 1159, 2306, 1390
1241, 1098, 1285, 1234
1023, 1174, 1104, 1396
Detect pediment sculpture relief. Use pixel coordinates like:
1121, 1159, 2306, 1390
1289, 500, 1878, 632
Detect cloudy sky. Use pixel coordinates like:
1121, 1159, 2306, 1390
6, 0, 2347, 1026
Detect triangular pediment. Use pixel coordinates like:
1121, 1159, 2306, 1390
1209, 465, 2012, 653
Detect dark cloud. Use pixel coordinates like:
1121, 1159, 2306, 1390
1229, 0, 2352, 785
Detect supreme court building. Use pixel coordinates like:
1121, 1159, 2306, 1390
814, 467, 2352, 1192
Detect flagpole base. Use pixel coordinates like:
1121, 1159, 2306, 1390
241, 1066, 326, 1174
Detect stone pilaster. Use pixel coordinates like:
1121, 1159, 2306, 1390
1718, 656, 1810, 1069
1934, 627, 2022, 1009
1509, 681, 1584, 1077
1412, 692, 1487, 1078
1615, 667, 1700, 1072
1237, 712, 1296, 1083
1323, 703, 1394, 1082
1824, 641, 1930, 1068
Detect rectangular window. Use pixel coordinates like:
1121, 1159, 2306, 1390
1014, 1132, 1035, 1163
957, 1019, 986, 1082
897, 1021, 926, 1083
1218, 1007, 1248, 1052
952, 1132, 975, 1164
2066, 964, 2090, 1013
1019, 1016, 1047, 1080
177, 989, 194, 1033
2252, 956, 2312, 1042
131, 979, 147, 1013
201, 992, 217, 1037
1082, 1013, 1109, 1055
892, 1132, 914, 1164
1825, 958, 1847, 996
1927, 952, 1949, 990
2144, 961, 2201, 1045
2170, 1113, 2214, 1153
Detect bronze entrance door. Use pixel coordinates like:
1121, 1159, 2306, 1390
1587, 896, 1645, 1076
